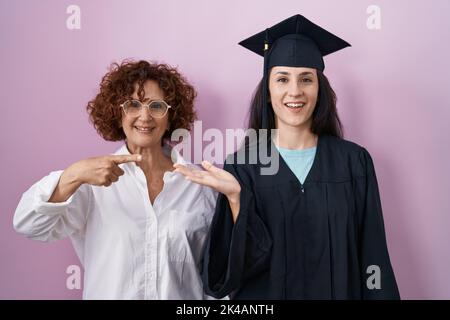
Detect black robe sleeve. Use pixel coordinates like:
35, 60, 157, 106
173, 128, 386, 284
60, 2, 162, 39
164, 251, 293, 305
202, 161, 272, 299
355, 148, 400, 299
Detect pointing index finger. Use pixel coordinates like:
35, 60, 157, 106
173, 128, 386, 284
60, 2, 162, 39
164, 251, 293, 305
110, 154, 142, 164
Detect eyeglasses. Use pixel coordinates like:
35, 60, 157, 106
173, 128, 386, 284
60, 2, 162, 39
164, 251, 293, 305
120, 99, 172, 118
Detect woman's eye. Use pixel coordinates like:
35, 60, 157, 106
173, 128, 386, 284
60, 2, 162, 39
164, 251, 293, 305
301, 78, 313, 83
150, 102, 163, 109
276, 78, 288, 83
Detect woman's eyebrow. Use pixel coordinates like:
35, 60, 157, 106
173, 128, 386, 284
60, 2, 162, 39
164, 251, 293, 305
274, 71, 314, 76
140, 97, 154, 102
275, 71, 290, 75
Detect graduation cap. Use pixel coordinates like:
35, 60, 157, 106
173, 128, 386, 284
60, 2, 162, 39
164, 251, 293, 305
239, 14, 351, 129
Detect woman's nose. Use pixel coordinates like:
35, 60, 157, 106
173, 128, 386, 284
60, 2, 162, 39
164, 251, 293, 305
288, 83, 303, 97
138, 106, 153, 120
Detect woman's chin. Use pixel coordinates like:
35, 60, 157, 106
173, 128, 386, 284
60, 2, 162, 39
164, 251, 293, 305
278, 118, 311, 130
126, 137, 162, 150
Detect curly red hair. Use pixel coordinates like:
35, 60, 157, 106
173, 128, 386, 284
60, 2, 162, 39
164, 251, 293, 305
87, 60, 197, 142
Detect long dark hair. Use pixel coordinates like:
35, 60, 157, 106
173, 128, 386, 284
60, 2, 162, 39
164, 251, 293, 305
247, 70, 343, 138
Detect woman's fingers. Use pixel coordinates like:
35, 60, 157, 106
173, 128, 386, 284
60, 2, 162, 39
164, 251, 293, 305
174, 164, 216, 187
109, 154, 142, 164
186, 173, 220, 189
184, 174, 205, 184
109, 173, 119, 183
173, 164, 204, 177
102, 177, 112, 187
175, 161, 223, 179
201, 160, 219, 173
111, 164, 125, 177
173, 163, 194, 177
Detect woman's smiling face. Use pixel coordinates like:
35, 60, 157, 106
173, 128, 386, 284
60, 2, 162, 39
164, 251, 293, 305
121, 80, 169, 149
268, 66, 319, 131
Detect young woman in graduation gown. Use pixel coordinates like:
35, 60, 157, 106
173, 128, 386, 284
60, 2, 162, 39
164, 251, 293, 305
175, 15, 400, 300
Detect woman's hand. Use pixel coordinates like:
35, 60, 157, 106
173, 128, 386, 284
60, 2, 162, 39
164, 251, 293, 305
49, 154, 141, 203
67, 154, 142, 186
174, 161, 241, 222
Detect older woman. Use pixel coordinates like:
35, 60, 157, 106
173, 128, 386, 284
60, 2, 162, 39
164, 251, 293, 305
13, 60, 217, 300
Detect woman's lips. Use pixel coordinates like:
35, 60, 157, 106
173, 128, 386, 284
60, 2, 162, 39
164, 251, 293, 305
134, 126, 155, 133
284, 102, 305, 108
284, 102, 306, 113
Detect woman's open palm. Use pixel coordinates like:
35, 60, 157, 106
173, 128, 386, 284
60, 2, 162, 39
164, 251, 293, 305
174, 161, 241, 198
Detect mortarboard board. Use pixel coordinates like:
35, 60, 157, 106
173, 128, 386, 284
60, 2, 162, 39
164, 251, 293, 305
239, 14, 351, 129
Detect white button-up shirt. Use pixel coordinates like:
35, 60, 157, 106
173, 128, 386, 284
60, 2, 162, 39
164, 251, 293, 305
13, 144, 219, 300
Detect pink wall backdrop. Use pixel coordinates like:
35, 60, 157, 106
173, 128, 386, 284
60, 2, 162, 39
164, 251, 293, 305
1, 0, 449, 299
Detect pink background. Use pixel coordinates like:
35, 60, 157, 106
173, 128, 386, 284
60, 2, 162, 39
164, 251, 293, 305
1, 0, 449, 299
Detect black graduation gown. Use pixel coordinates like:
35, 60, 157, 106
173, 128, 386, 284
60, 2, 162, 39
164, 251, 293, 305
202, 134, 400, 299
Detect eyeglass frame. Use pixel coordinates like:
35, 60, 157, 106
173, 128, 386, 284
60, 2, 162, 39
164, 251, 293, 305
120, 99, 172, 118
